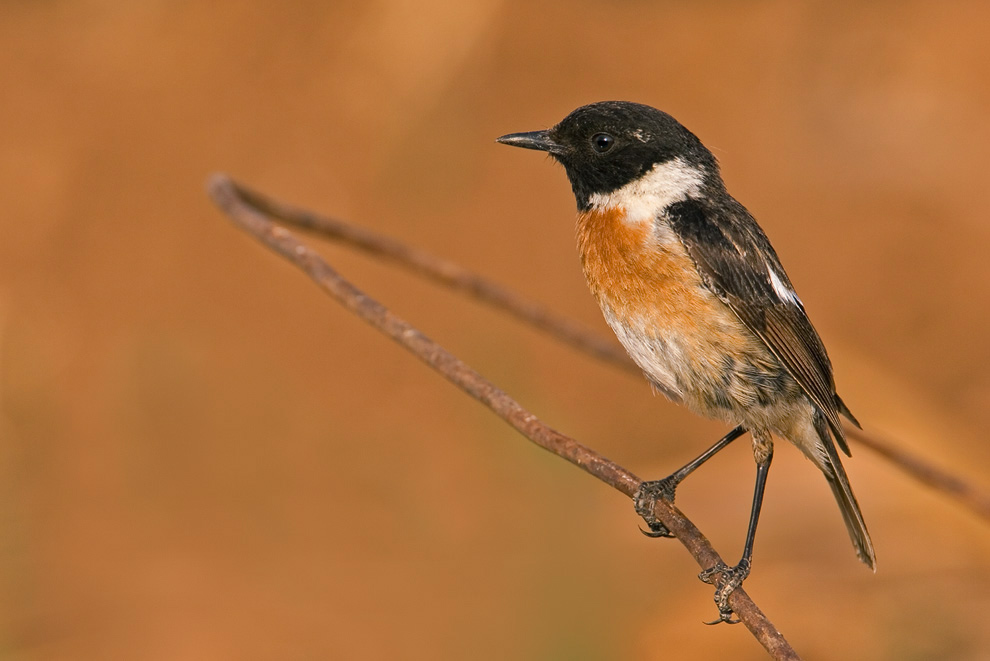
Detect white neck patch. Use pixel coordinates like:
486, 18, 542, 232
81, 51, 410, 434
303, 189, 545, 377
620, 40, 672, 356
587, 157, 705, 223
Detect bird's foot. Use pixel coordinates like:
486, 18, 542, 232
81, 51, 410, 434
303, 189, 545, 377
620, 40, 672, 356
634, 477, 680, 538
698, 558, 751, 625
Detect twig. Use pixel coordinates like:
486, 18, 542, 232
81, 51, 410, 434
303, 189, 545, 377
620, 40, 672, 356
208, 173, 800, 660
232, 180, 990, 525
846, 426, 990, 521
232, 183, 633, 370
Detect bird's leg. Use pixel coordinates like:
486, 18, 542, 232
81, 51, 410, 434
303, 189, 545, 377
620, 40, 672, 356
634, 425, 746, 537
699, 436, 774, 624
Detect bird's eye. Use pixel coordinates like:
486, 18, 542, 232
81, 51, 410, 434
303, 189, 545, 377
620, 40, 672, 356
591, 133, 615, 153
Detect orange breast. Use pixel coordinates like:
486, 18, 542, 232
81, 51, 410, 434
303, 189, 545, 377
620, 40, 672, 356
576, 206, 714, 330
576, 206, 799, 428
576, 205, 769, 407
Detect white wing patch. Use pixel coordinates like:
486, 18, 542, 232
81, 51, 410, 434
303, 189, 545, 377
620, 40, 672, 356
767, 266, 802, 306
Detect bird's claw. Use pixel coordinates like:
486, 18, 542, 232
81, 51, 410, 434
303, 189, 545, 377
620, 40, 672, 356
698, 558, 751, 625
634, 478, 679, 538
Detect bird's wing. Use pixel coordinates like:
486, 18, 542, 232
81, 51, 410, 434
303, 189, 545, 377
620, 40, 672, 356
664, 197, 850, 453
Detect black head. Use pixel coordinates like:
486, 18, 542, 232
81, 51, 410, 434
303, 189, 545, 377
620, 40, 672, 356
497, 101, 720, 210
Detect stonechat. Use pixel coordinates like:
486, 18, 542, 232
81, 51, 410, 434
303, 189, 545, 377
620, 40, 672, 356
498, 101, 874, 623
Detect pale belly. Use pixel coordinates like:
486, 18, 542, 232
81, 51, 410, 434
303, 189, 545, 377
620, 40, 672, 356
603, 294, 797, 414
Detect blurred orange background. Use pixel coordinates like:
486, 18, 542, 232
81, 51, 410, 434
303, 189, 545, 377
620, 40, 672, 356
3, 2, 990, 659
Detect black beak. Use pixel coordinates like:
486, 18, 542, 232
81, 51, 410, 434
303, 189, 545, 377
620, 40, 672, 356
496, 130, 560, 154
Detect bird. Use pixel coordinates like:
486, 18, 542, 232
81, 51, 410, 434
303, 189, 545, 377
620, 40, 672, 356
496, 101, 875, 623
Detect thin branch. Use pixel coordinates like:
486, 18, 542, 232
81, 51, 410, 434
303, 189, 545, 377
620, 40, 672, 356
846, 426, 990, 521
208, 174, 800, 660
232, 183, 633, 370
232, 180, 990, 525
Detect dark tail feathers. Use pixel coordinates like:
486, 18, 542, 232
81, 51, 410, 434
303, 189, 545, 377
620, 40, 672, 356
815, 412, 876, 570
